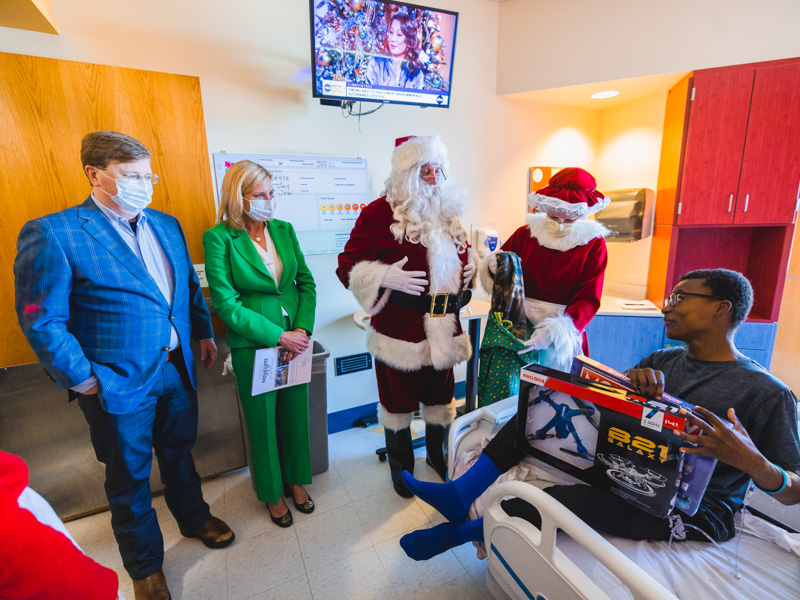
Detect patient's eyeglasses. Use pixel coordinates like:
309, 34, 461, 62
664, 292, 724, 307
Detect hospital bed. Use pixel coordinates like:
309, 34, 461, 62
448, 398, 800, 600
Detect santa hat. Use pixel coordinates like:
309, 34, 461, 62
391, 135, 449, 173
527, 167, 609, 219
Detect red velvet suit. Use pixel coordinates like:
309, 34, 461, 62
501, 217, 608, 356
337, 197, 472, 420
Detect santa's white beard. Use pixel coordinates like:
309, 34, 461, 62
385, 170, 467, 249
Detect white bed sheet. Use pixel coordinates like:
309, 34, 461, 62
454, 440, 800, 600
559, 514, 800, 600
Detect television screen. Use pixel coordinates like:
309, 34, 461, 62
310, 1, 459, 108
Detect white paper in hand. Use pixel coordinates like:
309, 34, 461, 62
251, 343, 313, 396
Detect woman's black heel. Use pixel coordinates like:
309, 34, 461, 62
284, 483, 315, 514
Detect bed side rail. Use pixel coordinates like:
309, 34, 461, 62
484, 481, 678, 600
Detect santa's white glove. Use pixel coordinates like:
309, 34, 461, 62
462, 261, 476, 289
381, 257, 428, 296
487, 253, 498, 276
518, 327, 552, 354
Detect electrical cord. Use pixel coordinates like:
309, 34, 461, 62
665, 481, 759, 598
340, 101, 384, 133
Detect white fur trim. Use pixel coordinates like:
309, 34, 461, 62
535, 314, 582, 373
478, 251, 499, 295
526, 213, 609, 252
366, 325, 430, 371
366, 325, 471, 372
421, 401, 457, 426
378, 404, 413, 431
426, 229, 461, 294
423, 315, 473, 370
392, 135, 449, 173
348, 260, 392, 315
527, 192, 610, 218
424, 231, 473, 369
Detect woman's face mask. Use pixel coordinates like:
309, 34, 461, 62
245, 198, 276, 222
545, 213, 579, 237
243, 178, 277, 221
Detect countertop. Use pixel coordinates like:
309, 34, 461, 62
469, 289, 664, 318
353, 294, 662, 330
596, 295, 663, 318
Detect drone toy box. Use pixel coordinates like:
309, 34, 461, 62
570, 355, 716, 516
515, 363, 711, 518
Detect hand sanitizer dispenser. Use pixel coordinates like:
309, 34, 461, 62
474, 228, 499, 258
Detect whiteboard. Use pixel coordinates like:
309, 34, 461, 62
212, 153, 369, 255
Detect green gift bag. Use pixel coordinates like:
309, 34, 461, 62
477, 252, 539, 407
478, 313, 538, 407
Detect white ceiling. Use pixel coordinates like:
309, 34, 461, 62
501, 71, 690, 110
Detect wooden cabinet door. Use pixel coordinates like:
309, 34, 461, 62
677, 69, 755, 225
735, 63, 800, 225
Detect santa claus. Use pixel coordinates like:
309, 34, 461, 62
480, 167, 610, 371
336, 135, 477, 497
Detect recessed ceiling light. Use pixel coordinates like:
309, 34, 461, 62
591, 90, 620, 99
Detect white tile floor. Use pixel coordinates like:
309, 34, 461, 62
67, 423, 492, 600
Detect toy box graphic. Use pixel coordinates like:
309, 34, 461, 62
515, 364, 711, 518
570, 355, 716, 516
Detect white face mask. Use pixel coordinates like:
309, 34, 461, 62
246, 198, 276, 222
545, 216, 578, 237
97, 169, 153, 213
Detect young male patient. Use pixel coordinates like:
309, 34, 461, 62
400, 269, 800, 560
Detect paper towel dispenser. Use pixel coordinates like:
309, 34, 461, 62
594, 188, 654, 242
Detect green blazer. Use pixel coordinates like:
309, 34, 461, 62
203, 220, 316, 349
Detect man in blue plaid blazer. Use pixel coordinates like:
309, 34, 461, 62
14, 131, 234, 600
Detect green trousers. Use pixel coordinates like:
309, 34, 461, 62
231, 347, 312, 504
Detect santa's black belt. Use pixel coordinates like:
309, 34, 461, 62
389, 289, 472, 318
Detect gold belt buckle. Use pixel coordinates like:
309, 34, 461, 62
430, 292, 450, 318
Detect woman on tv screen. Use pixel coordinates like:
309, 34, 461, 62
366, 12, 423, 89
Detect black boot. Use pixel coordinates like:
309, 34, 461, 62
425, 423, 448, 482
384, 427, 415, 498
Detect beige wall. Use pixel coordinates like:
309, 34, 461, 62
0, 0, 601, 412
497, 0, 800, 95
595, 92, 668, 296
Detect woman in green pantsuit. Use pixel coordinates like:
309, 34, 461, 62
203, 160, 316, 527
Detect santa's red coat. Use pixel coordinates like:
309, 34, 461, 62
501, 219, 608, 355
337, 197, 472, 373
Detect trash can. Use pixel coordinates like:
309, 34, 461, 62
309, 340, 331, 475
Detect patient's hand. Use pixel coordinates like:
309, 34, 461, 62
675, 407, 758, 470
628, 368, 665, 400
678, 406, 800, 505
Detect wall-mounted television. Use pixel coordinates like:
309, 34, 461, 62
310, 1, 459, 108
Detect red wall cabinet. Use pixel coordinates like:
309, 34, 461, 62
735, 63, 800, 225
676, 61, 800, 226
648, 58, 800, 325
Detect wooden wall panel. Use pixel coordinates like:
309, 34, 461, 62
0, 52, 215, 368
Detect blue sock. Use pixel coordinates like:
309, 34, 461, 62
400, 518, 484, 561
401, 453, 501, 523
